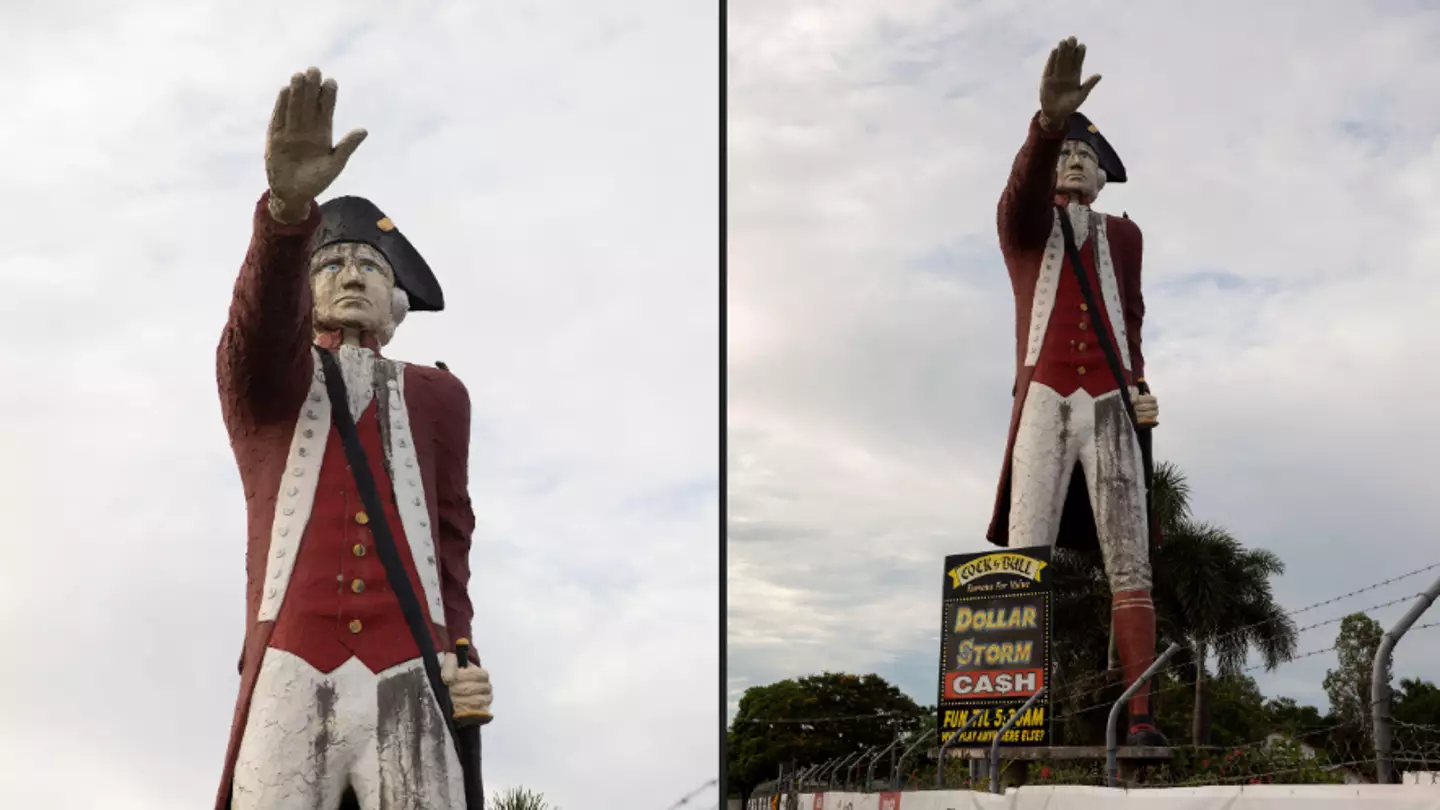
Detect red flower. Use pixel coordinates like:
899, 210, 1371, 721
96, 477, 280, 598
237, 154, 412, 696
1040, 766, 1052, 779
1201, 760, 1209, 768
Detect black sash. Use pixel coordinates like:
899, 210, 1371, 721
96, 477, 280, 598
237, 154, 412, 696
1054, 206, 1156, 544
318, 348, 483, 809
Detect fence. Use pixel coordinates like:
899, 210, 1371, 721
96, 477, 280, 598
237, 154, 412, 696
747, 786, 1440, 810
740, 560, 1440, 802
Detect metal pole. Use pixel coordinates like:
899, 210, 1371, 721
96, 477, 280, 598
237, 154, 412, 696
988, 686, 1048, 794
1375, 577, 1440, 784
865, 735, 904, 791
828, 751, 858, 789
894, 726, 937, 790
1106, 642, 1182, 787
935, 711, 984, 789
815, 756, 839, 788
795, 762, 819, 791
847, 745, 876, 790
889, 736, 898, 785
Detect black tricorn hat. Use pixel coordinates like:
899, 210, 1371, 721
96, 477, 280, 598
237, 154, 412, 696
1063, 112, 1127, 184
310, 196, 444, 312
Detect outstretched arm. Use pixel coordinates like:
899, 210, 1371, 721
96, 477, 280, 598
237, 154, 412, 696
1001, 37, 1103, 251
220, 67, 368, 431
997, 113, 1066, 250
216, 191, 319, 430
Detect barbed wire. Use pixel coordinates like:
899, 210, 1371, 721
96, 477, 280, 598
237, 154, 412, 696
733, 709, 914, 725
661, 778, 718, 810
1039, 559, 1440, 704
1046, 586, 1433, 708
1049, 642, 1342, 725
753, 712, 1440, 793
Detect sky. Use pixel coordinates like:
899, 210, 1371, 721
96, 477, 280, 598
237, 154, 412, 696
0, 2, 717, 809
727, 0, 1440, 742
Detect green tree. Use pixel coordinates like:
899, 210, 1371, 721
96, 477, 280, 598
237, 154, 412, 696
1393, 678, 1440, 751
1264, 696, 1330, 747
1321, 612, 1386, 779
727, 673, 924, 805
1323, 613, 1385, 736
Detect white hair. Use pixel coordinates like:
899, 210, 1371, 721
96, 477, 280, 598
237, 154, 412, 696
377, 287, 410, 346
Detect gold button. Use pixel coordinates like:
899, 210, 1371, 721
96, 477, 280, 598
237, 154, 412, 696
1080, 303, 1088, 311
355, 511, 370, 525
351, 579, 365, 594
1077, 366, 1087, 375
349, 619, 363, 634
352, 544, 366, 557
1078, 342, 1087, 351
1079, 322, 1088, 330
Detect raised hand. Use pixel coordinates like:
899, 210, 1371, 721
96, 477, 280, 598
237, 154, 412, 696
264, 67, 368, 223
1038, 37, 1101, 131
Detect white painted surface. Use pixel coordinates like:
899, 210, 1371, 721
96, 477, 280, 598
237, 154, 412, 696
385, 363, 446, 624
1006, 384, 1150, 592
232, 648, 464, 809
257, 349, 332, 622
1022, 217, 1066, 367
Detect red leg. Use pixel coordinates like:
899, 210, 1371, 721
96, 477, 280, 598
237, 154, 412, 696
1112, 589, 1161, 737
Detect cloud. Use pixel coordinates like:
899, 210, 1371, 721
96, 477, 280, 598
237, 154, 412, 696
0, 2, 717, 808
727, 0, 1440, 734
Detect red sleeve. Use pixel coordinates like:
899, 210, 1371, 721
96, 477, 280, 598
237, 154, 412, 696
1120, 218, 1146, 383
434, 369, 480, 665
217, 190, 321, 430
997, 112, 1067, 251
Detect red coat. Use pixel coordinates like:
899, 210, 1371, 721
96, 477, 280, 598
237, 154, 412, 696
213, 191, 478, 810
984, 113, 1158, 552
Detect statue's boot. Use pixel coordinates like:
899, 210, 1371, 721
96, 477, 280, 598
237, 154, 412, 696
1113, 589, 1169, 747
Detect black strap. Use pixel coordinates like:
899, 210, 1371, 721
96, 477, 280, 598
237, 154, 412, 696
317, 350, 463, 760
1054, 205, 1158, 547
1054, 205, 1139, 431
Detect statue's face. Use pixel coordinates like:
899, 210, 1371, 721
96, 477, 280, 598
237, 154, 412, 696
1056, 140, 1104, 202
310, 242, 396, 336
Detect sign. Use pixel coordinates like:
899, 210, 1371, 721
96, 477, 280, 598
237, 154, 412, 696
937, 548, 1052, 748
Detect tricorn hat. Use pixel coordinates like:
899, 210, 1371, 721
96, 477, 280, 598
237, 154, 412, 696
1063, 112, 1127, 184
310, 196, 444, 312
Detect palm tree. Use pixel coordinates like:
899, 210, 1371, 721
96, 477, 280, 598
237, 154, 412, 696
1045, 462, 1298, 746
491, 787, 561, 810
1149, 462, 1299, 745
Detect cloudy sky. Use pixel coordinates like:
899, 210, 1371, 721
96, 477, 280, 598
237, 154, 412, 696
728, 0, 1440, 737
0, 2, 716, 808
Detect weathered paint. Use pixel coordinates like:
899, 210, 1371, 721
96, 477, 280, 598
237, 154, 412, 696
231, 649, 465, 809
1007, 383, 1150, 594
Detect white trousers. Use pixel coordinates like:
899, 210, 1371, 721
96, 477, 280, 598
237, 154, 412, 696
1007, 382, 1152, 593
232, 648, 465, 810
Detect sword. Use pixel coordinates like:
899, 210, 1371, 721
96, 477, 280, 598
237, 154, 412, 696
454, 638, 490, 809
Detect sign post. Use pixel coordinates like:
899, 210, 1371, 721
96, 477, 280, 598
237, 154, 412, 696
936, 548, 1053, 750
